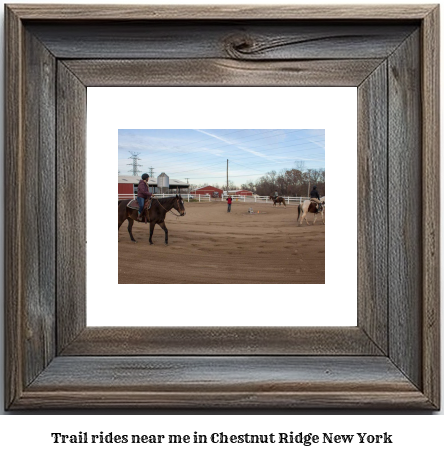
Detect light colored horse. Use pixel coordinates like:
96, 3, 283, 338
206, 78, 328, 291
297, 197, 325, 225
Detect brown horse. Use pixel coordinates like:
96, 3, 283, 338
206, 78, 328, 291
118, 195, 185, 244
269, 195, 287, 207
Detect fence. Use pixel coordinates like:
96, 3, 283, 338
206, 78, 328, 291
220, 195, 310, 205
118, 194, 312, 205
252, 195, 310, 205
118, 193, 211, 202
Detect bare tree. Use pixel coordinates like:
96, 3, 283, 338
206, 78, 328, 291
241, 181, 256, 192
221, 180, 236, 191
249, 165, 324, 197
294, 160, 306, 172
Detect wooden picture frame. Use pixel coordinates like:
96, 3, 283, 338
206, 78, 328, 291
5, 4, 440, 409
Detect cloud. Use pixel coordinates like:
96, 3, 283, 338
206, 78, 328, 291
304, 138, 325, 149
302, 129, 325, 150
195, 129, 269, 159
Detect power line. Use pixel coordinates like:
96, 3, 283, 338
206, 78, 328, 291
132, 132, 325, 167
149, 145, 325, 175
178, 129, 323, 153
141, 141, 325, 174
120, 149, 324, 180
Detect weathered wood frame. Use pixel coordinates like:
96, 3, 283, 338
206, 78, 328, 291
5, 5, 440, 409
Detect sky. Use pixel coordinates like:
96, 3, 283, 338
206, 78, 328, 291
118, 129, 325, 187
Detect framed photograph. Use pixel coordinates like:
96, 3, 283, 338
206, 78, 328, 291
97, 89, 356, 328
5, 4, 440, 409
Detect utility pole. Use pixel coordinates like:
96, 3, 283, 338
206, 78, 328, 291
148, 167, 155, 178
226, 159, 229, 191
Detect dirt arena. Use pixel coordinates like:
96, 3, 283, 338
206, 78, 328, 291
118, 201, 325, 284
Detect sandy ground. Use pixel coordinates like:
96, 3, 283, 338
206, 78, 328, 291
118, 201, 325, 284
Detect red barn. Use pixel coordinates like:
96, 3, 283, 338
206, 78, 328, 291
118, 175, 189, 199
118, 176, 139, 199
191, 185, 223, 198
227, 189, 254, 196
233, 189, 253, 196
119, 183, 134, 195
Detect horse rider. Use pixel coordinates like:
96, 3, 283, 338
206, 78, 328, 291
310, 185, 321, 213
137, 173, 152, 222
274, 190, 279, 200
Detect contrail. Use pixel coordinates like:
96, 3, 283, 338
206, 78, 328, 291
195, 129, 269, 159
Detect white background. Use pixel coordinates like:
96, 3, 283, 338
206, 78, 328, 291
88, 87, 357, 326
0, 415, 443, 453
0, 0, 442, 446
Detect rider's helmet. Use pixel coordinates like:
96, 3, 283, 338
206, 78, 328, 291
142, 173, 149, 180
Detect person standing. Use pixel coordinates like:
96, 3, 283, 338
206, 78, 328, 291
137, 173, 152, 222
227, 195, 232, 213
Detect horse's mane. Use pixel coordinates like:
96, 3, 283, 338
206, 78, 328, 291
155, 196, 182, 203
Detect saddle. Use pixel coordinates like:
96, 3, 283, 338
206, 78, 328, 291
127, 198, 153, 222
127, 199, 139, 210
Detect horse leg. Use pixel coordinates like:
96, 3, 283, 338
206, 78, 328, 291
118, 218, 124, 242
149, 221, 155, 244
303, 212, 310, 225
126, 218, 137, 242
118, 206, 124, 230
159, 221, 169, 245
313, 214, 317, 225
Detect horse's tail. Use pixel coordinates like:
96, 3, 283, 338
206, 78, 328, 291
297, 203, 301, 221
